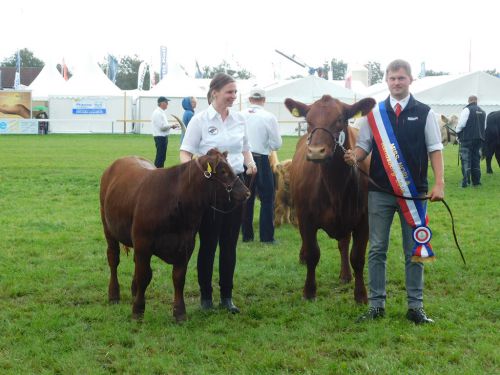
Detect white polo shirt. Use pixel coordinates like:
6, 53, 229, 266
151, 107, 173, 137
241, 104, 282, 155
180, 104, 250, 174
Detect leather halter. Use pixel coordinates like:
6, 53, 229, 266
194, 157, 246, 214
306, 125, 347, 155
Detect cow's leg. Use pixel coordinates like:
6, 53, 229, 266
131, 252, 137, 298
350, 219, 369, 304
172, 264, 188, 322
131, 252, 152, 320
495, 147, 500, 168
299, 224, 320, 300
337, 236, 352, 284
104, 229, 121, 304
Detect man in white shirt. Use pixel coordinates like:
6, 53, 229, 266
152, 96, 178, 168
241, 88, 283, 243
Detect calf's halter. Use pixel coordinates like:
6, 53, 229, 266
194, 157, 245, 214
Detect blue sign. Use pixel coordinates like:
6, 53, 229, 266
72, 108, 107, 115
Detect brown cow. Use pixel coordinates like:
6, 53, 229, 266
274, 159, 296, 227
285, 95, 375, 303
100, 149, 250, 321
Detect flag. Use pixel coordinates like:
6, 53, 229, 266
62, 58, 69, 81
345, 72, 352, 89
160, 46, 168, 80
195, 60, 203, 79
107, 54, 118, 83
14, 50, 21, 89
137, 61, 147, 90
418, 62, 426, 79
149, 59, 156, 89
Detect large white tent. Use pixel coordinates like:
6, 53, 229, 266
28, 63, 67, 100
367, 71, 500, 116
257, 75, 358, 134
47, 60, 132, 133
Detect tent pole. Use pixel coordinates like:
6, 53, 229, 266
123, 91, 127, 134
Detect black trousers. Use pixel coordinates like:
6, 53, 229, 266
197, 182, 244, 300
241, 153, 275, 242
154, 136, 168, 168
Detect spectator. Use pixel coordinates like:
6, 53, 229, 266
241, 88, 282, 243
151, 96, 178, 168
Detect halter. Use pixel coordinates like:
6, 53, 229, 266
194, 157, 245, 214
306, 125, 347, 156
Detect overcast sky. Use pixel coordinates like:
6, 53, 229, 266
2, 0, 498, 82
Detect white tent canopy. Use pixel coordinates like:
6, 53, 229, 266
28, 63, 67, 100
52, 59, 123, 97
367, 71, 500, 115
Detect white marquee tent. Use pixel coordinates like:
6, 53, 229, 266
367, 71, 500, 116
47, 60, 132, 133
28, 63, 67, 100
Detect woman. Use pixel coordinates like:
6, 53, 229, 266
180, 73, 257, 313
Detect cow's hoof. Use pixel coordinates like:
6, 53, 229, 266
174, 313, 187, 323
108, 298, 120, 305
302, 292, 317, 301
131, 312, 144, 320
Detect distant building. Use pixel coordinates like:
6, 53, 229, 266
0, 67, 43, 89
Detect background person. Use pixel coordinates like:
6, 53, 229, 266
179, 73, 256, 314
344, 59, 444, 324
456, 95, 486, 187
181, 96, 197, 143
152, 96, 178, 168
241, 88, 282, 243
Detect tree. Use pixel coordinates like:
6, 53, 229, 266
365, 61, 383, 85
1, 48, 45, 67
424, 69, 448, 77
97, 54, 148, 90
200, 60, 252, 79
484, 69, 499, 77
330, 58, 348, 80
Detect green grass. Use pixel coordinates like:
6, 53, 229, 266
0, 134, 498, 374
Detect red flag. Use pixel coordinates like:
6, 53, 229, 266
62, 58, 69, 81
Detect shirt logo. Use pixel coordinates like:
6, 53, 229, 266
208, 126, 218, 135
408, 117, 418, 121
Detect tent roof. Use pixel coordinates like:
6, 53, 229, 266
263, 75, 357, 104
28, 63, 67, 100
368, 71, 500, 105
51, 59, 123, 97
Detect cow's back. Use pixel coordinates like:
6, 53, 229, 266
100, 156, 155, 246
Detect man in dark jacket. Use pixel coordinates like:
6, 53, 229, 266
456, 95, 486, 187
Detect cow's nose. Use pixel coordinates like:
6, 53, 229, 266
307, 145, 326, 160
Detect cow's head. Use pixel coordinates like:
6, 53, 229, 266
285, 95, 375, 161
200, 149, 250, 206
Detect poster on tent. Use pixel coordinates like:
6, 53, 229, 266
71, 98, 107, 115
0, 119, 38, 134
0, 90, 32, 119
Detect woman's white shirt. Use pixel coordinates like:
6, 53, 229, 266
180, 105, 249, 174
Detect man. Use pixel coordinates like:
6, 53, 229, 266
152, 96, 178, 168
456, 95, 486, 187
344, 59, 444, 324
241, 88, 282, 243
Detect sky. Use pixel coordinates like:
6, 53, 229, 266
2, 0, 499, 83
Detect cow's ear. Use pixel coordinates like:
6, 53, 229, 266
441, 114, 448, 123
285, 98, 309, 118
344, 98, 376, 119
222, 151, 228, 159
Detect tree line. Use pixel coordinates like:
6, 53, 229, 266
2, 48, 498, 90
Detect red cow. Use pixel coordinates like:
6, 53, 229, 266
100, 150, 250, 321
285, 95, 375, 303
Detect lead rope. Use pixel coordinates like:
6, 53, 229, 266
347, 151, 466, 265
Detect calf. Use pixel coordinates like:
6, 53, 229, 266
100, 150, 250, 321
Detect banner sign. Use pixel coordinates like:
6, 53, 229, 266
0, 119, 38, 134
160, 46, 168, 80
0, 90, 32, 119
72, 99, 107, 115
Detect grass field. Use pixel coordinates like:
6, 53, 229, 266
0, 134, 499, 374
